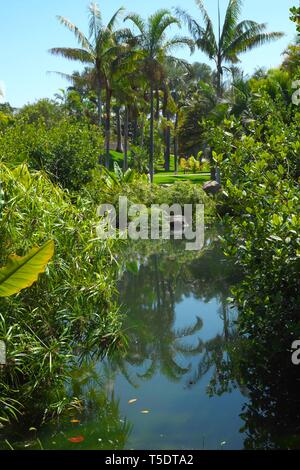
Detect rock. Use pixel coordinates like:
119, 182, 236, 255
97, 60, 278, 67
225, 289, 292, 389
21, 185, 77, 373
203, 180, 222, 195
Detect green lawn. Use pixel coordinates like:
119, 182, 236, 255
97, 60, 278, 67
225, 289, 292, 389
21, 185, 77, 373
110, 150, 210, 185
153, 172, 210, 185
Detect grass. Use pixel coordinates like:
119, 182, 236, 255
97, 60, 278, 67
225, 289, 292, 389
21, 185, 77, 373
153, 172, 210, 185
110, 151, 210, 185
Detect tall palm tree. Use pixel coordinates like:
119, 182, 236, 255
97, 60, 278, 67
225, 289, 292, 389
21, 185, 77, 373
161, 58, 192, 172
176, 0, 284, 97
125, 10, 194, 182
49, 2, 126, 168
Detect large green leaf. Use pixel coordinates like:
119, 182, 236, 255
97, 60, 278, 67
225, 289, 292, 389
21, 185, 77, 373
0, 240, 55, 297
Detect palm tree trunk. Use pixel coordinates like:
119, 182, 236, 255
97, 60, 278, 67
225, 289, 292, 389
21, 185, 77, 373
155, 87, 160, 120
132, 107, 138, 144
164, 119, 171, 172
217, 57, 223, 98
174, 112, 179, 174
115, 106, 123, 153
123, 105, 129, 172
105, 85, 112, 169
96, 67, 102, 127
163, 87, 170, 172
140, 113, 145, 147
149, 82, 154, 183
96, 70, 103, 165
97, 87, 102, 127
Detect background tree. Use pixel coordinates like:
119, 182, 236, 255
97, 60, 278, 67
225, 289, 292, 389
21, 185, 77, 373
176, 0, 284, 97
125, 9, 194, 181
50, 2, 126, 168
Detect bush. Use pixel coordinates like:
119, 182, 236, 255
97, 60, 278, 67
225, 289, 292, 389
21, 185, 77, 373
0, 164, 122, 424
0, 117, 103, 191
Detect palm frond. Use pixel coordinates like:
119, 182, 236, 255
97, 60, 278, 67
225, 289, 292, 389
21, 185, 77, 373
47, 70, 79, 82
150, 10, 179, 48
49, 47, 94, 63
240, 31, 285, 52
234, 19, 266, 36
164, 36, 195, 54
195, 0, 217, 47
88, 2, 102, 40
174, 7, 204, 42
124, 13, 146, 36
193, 1, 217, 58
226, 26, 284, 58
196, 36, 218, 59
107, 7, 125, 31
114, 27, 133, 45
220, 0, 243, 49
57, 16, 93, 52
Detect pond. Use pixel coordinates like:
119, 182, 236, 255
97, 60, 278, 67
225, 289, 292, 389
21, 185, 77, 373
0, 236, 248, 450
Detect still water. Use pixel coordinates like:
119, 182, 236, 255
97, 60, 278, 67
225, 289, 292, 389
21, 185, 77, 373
1, 238, 248, 450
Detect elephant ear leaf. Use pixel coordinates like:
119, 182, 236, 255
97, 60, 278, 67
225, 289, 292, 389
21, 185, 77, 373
0, 240, 55, 297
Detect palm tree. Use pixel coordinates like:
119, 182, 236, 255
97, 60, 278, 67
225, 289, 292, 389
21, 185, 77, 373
49, 2, 126, 168
161, 59, 192, 172
176, 0, 284, 97
125, 10, 194, 182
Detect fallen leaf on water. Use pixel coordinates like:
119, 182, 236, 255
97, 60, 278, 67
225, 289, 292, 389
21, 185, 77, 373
128, 399, 138, 404
70, 419, 80, 424
68, 436, 85, 443
220, 441, 226, 446
141, 410, 150, 414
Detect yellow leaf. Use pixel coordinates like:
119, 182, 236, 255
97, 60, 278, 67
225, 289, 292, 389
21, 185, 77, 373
141, 410, 150, 414
0, 240, 55, 297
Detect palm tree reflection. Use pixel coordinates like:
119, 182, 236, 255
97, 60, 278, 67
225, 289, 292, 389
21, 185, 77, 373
116, 239, 239, 386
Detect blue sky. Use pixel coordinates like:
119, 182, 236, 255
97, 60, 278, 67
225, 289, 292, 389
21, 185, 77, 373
0, 0, 297, 107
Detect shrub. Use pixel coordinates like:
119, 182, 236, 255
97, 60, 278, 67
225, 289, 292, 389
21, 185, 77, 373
0, 164, 122, 424
0, 118, 103, 191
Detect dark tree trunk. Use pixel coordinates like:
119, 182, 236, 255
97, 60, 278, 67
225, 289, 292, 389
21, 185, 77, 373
115, 106, 123, 153
96, 67, 103, 165
105, 85, 112, 169
164, 118, 171, 172
96, 67, 102, 127
140, 113, 145, 147
217, 57, 223, 98
163, 87, 170, 172
123, 106, 129, 172
208, 146, 216, 180
155, 87, 160, 120
174, 112, 179, 174
132, 107, 138, 144
149, 82, 154, 183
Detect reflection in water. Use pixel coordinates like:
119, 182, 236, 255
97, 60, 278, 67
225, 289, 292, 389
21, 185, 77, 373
0, 237, 247, 450
4, 236, 298, 449
104, 238, 247, 449
116, 240, 239, 386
